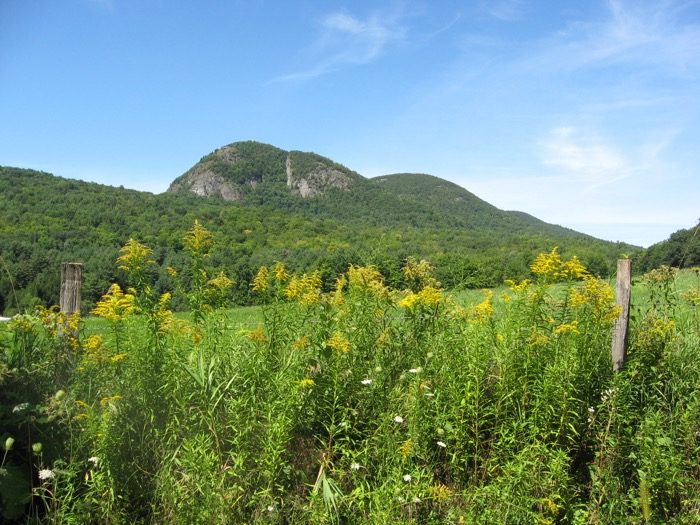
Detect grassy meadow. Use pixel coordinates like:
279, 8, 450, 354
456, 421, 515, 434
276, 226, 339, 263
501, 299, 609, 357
1, 228, 699, 524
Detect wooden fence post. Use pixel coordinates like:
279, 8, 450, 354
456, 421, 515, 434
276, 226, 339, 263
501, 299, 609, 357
612, 259, 632, 372
60, 263, 83, 315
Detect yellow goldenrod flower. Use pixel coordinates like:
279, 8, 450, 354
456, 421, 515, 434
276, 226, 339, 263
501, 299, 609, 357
297, 378, 315, 389
531, 248, 588, 282
429, 483, 454, 502
347, 265, 388, 298
554, 321, 580, 335
326, 331, 351, 353
183, 220, 214, 257
117, 239, 154, 274
251, 266, 270, 293
272, 262, 289, 283
292, 336, 310, 350
472, 290, 494, 321
399, 439, 413, 459
247, 326, 268, 344
91, 284, 136, 322
110, 353, 128, 364
284, 272, 322, 305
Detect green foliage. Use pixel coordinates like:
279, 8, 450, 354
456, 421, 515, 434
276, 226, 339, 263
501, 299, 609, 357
0, 164, 633, 316
639, 221, 700, 271
1, 244, 699, 523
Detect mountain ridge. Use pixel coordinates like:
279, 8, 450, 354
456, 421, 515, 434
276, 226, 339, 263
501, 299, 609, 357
0, 144, 639, 314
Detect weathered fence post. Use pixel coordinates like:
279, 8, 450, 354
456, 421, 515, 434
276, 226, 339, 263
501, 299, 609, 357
612, 259, 632, 372
60, 262, 83, 315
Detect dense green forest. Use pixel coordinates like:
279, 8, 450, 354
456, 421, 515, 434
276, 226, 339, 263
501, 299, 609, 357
1, 157, 636, 316
638, 222, 700, 271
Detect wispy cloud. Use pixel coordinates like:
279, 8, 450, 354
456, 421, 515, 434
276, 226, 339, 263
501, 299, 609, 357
540, 127, 626, 175
531, 0, 700, 74
483, 0, 524, 22
271, 9, 407, 83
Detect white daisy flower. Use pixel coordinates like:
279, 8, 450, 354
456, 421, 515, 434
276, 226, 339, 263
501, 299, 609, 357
403, 474, 412, 482
394, 415, 404, 424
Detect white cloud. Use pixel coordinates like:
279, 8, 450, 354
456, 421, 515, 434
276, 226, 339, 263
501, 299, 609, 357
483, 0, 523, 22
272, 9, 406, 83
540, 127, 626, 175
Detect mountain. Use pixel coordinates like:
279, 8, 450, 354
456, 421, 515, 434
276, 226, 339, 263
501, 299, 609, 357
168, 141, 362, 200
0, 143, 639, 314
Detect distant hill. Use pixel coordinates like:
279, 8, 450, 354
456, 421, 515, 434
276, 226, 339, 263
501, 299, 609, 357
638, 222, 700, 271
0, 143, 639, 314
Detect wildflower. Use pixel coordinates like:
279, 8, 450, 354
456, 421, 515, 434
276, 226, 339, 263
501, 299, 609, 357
38, 469, 55, 481
297, 378, 315, 389
399, 439, 413, 459
247, 326, 268, 344
437, 441, 447, 448
117, 238, 154, 274
350, 462, 361, 471
91, 284, 136, 322
326, 331, 351, 354
588, 407, 595, 414
472, 290, 494, 321
403, 256, 437, 287
403, 474, 412, 482
88, 457, 99, 467
284, 272, 322, 305
292, 336, 310, 349
12, 403, 29, 414
272, 262, 289, 283
555, 321, 580, 335
531, 247, 588, 283
251, 266, 270, 293
110, 353, 128, 364
183, 220, 214, 257
361, 378, 373, 385
83, 335, 103, 352
394, 416, 404, 424
347, 265, 388, 298
429, 483, 453, 501
408, 367, 423, 374
267, 505, 275, 513
207, 271, 233, 294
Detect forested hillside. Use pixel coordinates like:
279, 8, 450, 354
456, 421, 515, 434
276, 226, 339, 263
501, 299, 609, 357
0, 159, 635, 315
638, 222, 700, 271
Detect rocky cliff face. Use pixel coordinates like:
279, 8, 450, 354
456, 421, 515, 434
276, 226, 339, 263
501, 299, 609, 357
168, 141, 361, 201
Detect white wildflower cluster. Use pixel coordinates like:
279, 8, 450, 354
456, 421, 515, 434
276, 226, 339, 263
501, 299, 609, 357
12, 403, 29, 414
601, 387, 617, 403
403, 474, 412, 482
361, 378, 373, 385
437, 441, 447, 448
88, 456, 100, 467
350, 462, 361, 471
38, 469, 55, 482
587, 406, 595, 424
393, 416, 404, 424
408, 367, 423, 374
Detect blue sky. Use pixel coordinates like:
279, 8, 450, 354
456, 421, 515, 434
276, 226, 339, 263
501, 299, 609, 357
1, 0, 698, 247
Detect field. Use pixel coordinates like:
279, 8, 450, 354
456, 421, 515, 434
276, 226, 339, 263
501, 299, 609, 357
1, 234, 699, 524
